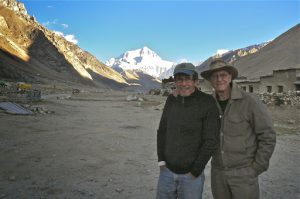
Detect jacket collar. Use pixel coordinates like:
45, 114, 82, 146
230, 82, 243, 100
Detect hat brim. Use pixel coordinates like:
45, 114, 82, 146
174, 69, 195, 76
200, 66, 238, 80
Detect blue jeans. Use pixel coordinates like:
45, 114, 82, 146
156, 167, 205, 199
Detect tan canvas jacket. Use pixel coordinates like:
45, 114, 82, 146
211, 83, 276, 176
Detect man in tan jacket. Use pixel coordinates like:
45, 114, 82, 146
200, 59, 276, 199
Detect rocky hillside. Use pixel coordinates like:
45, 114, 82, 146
195, 42, 269, 77
196, 23, 300, 80
0, 0, 139, 90
234, 23, 300, 79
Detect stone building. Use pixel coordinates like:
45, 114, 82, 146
236, 68, 300, 94
235, 79, 260, 93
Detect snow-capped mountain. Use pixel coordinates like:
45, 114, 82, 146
106, 46, 176, 79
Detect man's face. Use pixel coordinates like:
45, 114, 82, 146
174, 74, 197, 97
209, 70, 232, 93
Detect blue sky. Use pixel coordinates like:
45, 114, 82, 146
23, 0, 299, 64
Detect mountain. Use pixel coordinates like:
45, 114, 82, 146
0, 0, 132, 90
120, 70, 161, 91
234, 23, 300, 79
196, 23, 300, 80
195, 42, 269, 77
158, 64, 176, 80
106, 46, 176, 79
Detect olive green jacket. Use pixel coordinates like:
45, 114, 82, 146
211, 83, 276, 176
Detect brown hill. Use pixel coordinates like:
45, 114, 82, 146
196, 24, 300, 80
234, 23, 300, 79
195, 43, 269, 77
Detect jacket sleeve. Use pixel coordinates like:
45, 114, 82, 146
191, 97, 220, 177
157, 95, 172, 162
250, 96, 276, 175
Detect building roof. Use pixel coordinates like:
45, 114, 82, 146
294, 81, 300, 85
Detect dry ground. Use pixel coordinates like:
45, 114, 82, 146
0, 90, 299, 199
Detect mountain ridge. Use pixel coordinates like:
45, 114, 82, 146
106, 46, 176, 79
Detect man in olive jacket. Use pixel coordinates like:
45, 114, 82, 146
156, 63, 220, 199
201, 59, 276, 199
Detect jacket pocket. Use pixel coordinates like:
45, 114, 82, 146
226, 114, 248, 136
228, 114, 244, 123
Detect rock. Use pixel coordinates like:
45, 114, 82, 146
258, 92, 300, 106
154, 103, 165, 111
137, 97, 144, 102
115, 188, 124, 193
0, 16, 8, 29
8, 176, 16, 181
149, 89, 161, 95
287, 119, 296, 124
126, 95, 138, 101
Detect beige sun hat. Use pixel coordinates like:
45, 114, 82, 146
200, 58, 238, 80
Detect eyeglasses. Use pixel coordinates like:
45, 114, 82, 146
174, 76, 194, 83
210, 72, 230, 80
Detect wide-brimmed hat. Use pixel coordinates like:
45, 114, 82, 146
200, 59, 238, 80
173, 63, 196, 76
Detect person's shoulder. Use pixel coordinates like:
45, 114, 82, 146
196, 91, 216, 105
240, 90, 258, 100
166, 94, 176, 102
197, 90, 214, 100
240, 90, 264, 106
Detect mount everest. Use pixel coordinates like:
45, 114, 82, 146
105, 46, 176, 79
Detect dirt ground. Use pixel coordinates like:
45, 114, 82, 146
0, 90, 299, 199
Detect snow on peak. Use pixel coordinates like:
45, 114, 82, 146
215, 49, 230, 56
106, 46, 176, 79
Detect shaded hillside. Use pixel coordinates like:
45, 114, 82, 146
0, 0, 129, 89
121, 70, 161, 92
0, 28, 93, 86
234, 23, 300, 79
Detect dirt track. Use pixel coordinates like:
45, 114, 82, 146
0, 91, 299, 198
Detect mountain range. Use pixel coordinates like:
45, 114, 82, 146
0, 0, 161, 91
0, 0, 299, 91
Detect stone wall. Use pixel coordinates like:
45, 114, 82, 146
260, 69, 299, 93
258, 91, 300, 106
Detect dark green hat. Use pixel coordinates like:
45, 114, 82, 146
173, 63, 196, 76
